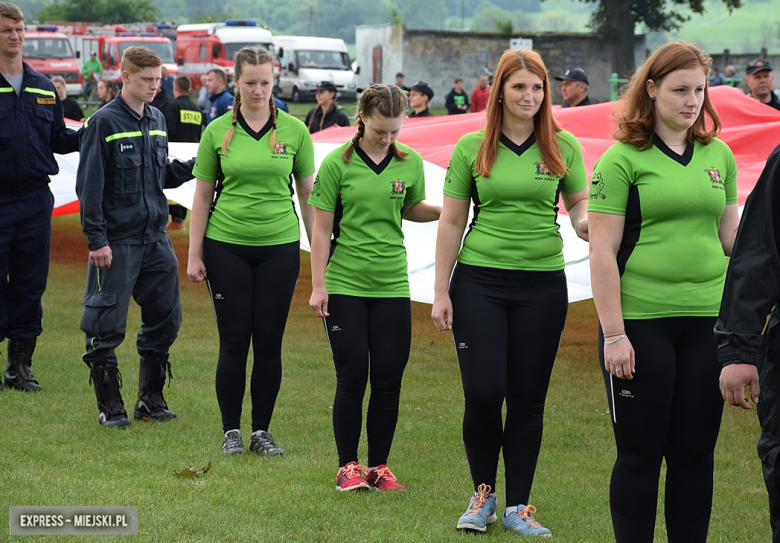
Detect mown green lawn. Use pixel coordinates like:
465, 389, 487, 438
1, 214, 769, 542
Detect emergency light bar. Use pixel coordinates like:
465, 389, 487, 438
224, 20, 257, 26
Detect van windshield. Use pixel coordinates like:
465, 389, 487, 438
295, 50, 350, 70
224, 42, 274, 58
118, 41, 174, 63
23, 38, 74, 59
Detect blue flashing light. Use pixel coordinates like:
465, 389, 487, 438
36, 25, 59, 32
141, 32, 155, 36
153, 24, 171, 29
119, 32, 135, 36
225, 19, 257, 26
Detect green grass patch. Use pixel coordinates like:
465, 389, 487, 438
0, 214, 770, 541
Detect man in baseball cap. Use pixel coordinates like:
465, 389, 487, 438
408, 80, 434, 117
555, 68, 591, 108
745, 59, 780, 112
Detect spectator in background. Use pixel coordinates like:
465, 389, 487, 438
408, 80, 434, 117
160, 65, 174, 96
51, 75, 83, 121
81, 50, 102, 100
745, 59, 780, 112
305, 80, 350, 134
151, 78, 173, 112
555, 68, 591, 107
198, 73, 210, 115
205, 68, 233, 125
96, 78, 116, 109
709, 66, 725, 86
445, 77, 470, 115
724, 65, 736, 78
471, 74, 490, 113
163, 75, 202, 232
395, 72, 410, 93
275, 96, 289, 113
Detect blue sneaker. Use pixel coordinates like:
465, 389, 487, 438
502, 505, 552, 538
456, 484, 498, 532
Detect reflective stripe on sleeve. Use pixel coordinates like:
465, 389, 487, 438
23, 87, 56, 98
105, 131, 143, 142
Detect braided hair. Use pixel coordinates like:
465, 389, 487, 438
221, 46, 278, 156
342, 84, 409, 163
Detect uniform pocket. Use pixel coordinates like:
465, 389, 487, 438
114, 153, 142, 194
81, 292, 117, 337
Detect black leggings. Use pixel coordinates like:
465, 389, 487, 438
450, 263, 568, 506
598, 317, 723, 543
323, 295, 411, 468
203, 238, 300, 433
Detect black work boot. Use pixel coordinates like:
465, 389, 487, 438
4, 337, 43, 392
89, 364, 131, 428
134, 355, 177, 422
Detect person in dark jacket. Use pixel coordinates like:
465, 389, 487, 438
96, 78, 116, 109
51, 75, 83, 121
445, 77, 469, 114
0, 2, 80, 392
151, 83, 173, 113
305, 80, 349, 134
76, 46, 195, 429
163, 75, 202, 231
408, 80, 434, 118
555, 68, 592, 108
715, 144, 780, 542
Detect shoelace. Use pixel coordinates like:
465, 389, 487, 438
257, 432, 277, 447
371, 466, 396, 482
466, 483, 492, 515
341, 463, 367, 480
225, 431, 242, 448
519, 505, 542, 528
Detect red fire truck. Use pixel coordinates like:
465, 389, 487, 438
23, 26, 82, 96
176, 20, 275, 88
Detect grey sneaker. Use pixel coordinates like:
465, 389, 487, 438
222, 429, 245, 455
249, 430, 284, 456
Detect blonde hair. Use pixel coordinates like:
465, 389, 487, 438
342, 84, 408, 163
120, 46, 162, 76
221, 46, 277, 156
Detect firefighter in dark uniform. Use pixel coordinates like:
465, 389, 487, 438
0, 2, 79, 392
76, 46, 194, 428
163, 75, 202, 231
715, 144, 780, 542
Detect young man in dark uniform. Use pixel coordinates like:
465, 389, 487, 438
0, 2, 79, 392
715, 144, 780, 542
76, 46, 194, 428
163, 75, 202, 231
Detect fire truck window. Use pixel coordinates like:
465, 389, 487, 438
199, 43, 206, 59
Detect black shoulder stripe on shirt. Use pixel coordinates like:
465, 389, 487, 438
616, 184, 642, 277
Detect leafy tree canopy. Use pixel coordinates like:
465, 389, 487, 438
35, 0, 159, 24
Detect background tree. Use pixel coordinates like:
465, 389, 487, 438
584, 0, 742, 78
36, 0, 159, 23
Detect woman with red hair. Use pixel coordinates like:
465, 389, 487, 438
432, 49, 589, 537
589, 41, 739, 542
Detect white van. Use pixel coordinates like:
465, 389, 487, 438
274, 36, 358, 103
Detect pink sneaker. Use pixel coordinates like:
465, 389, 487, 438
365, 465, 406, 491
336, 462, 369, 491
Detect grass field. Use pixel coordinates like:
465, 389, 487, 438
1, 214, 770, 542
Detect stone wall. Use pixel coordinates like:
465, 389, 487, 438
355, 24, 646, 107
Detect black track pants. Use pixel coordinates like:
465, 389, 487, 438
203, 238, 300, 433
323, 295, 411, 468
598, 317, 723, 543
450, 263, 568, 506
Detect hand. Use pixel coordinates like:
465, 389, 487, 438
575, 216, 589, 242
604, 335, 635, 380
309, 286, 329, 317
431, 292, 454, 331
187, 256, 207, 283
89, 246, 112, 269
720, 364, 760, 409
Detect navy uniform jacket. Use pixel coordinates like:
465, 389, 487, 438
76, 92, 194, 250
0, 62, 79, 196
163, 95, 202, 143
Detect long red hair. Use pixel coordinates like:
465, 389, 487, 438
476, 49, 566, 177
614, 41, 721, 149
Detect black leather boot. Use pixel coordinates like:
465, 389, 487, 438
89, 364, 130, 428
4, 337, 43, 392
134, 355, 177, 421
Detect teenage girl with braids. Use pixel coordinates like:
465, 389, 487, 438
432, 49, 589, 537
308, 84, 441, 491
305, 80, 350, 134
187, 46, 316, 455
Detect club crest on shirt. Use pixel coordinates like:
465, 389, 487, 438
272, 142, 287, 155
534, 162, 556, 181
390, 180, 406, 195
589, 173, 606, 200
705, 167, 724, 189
